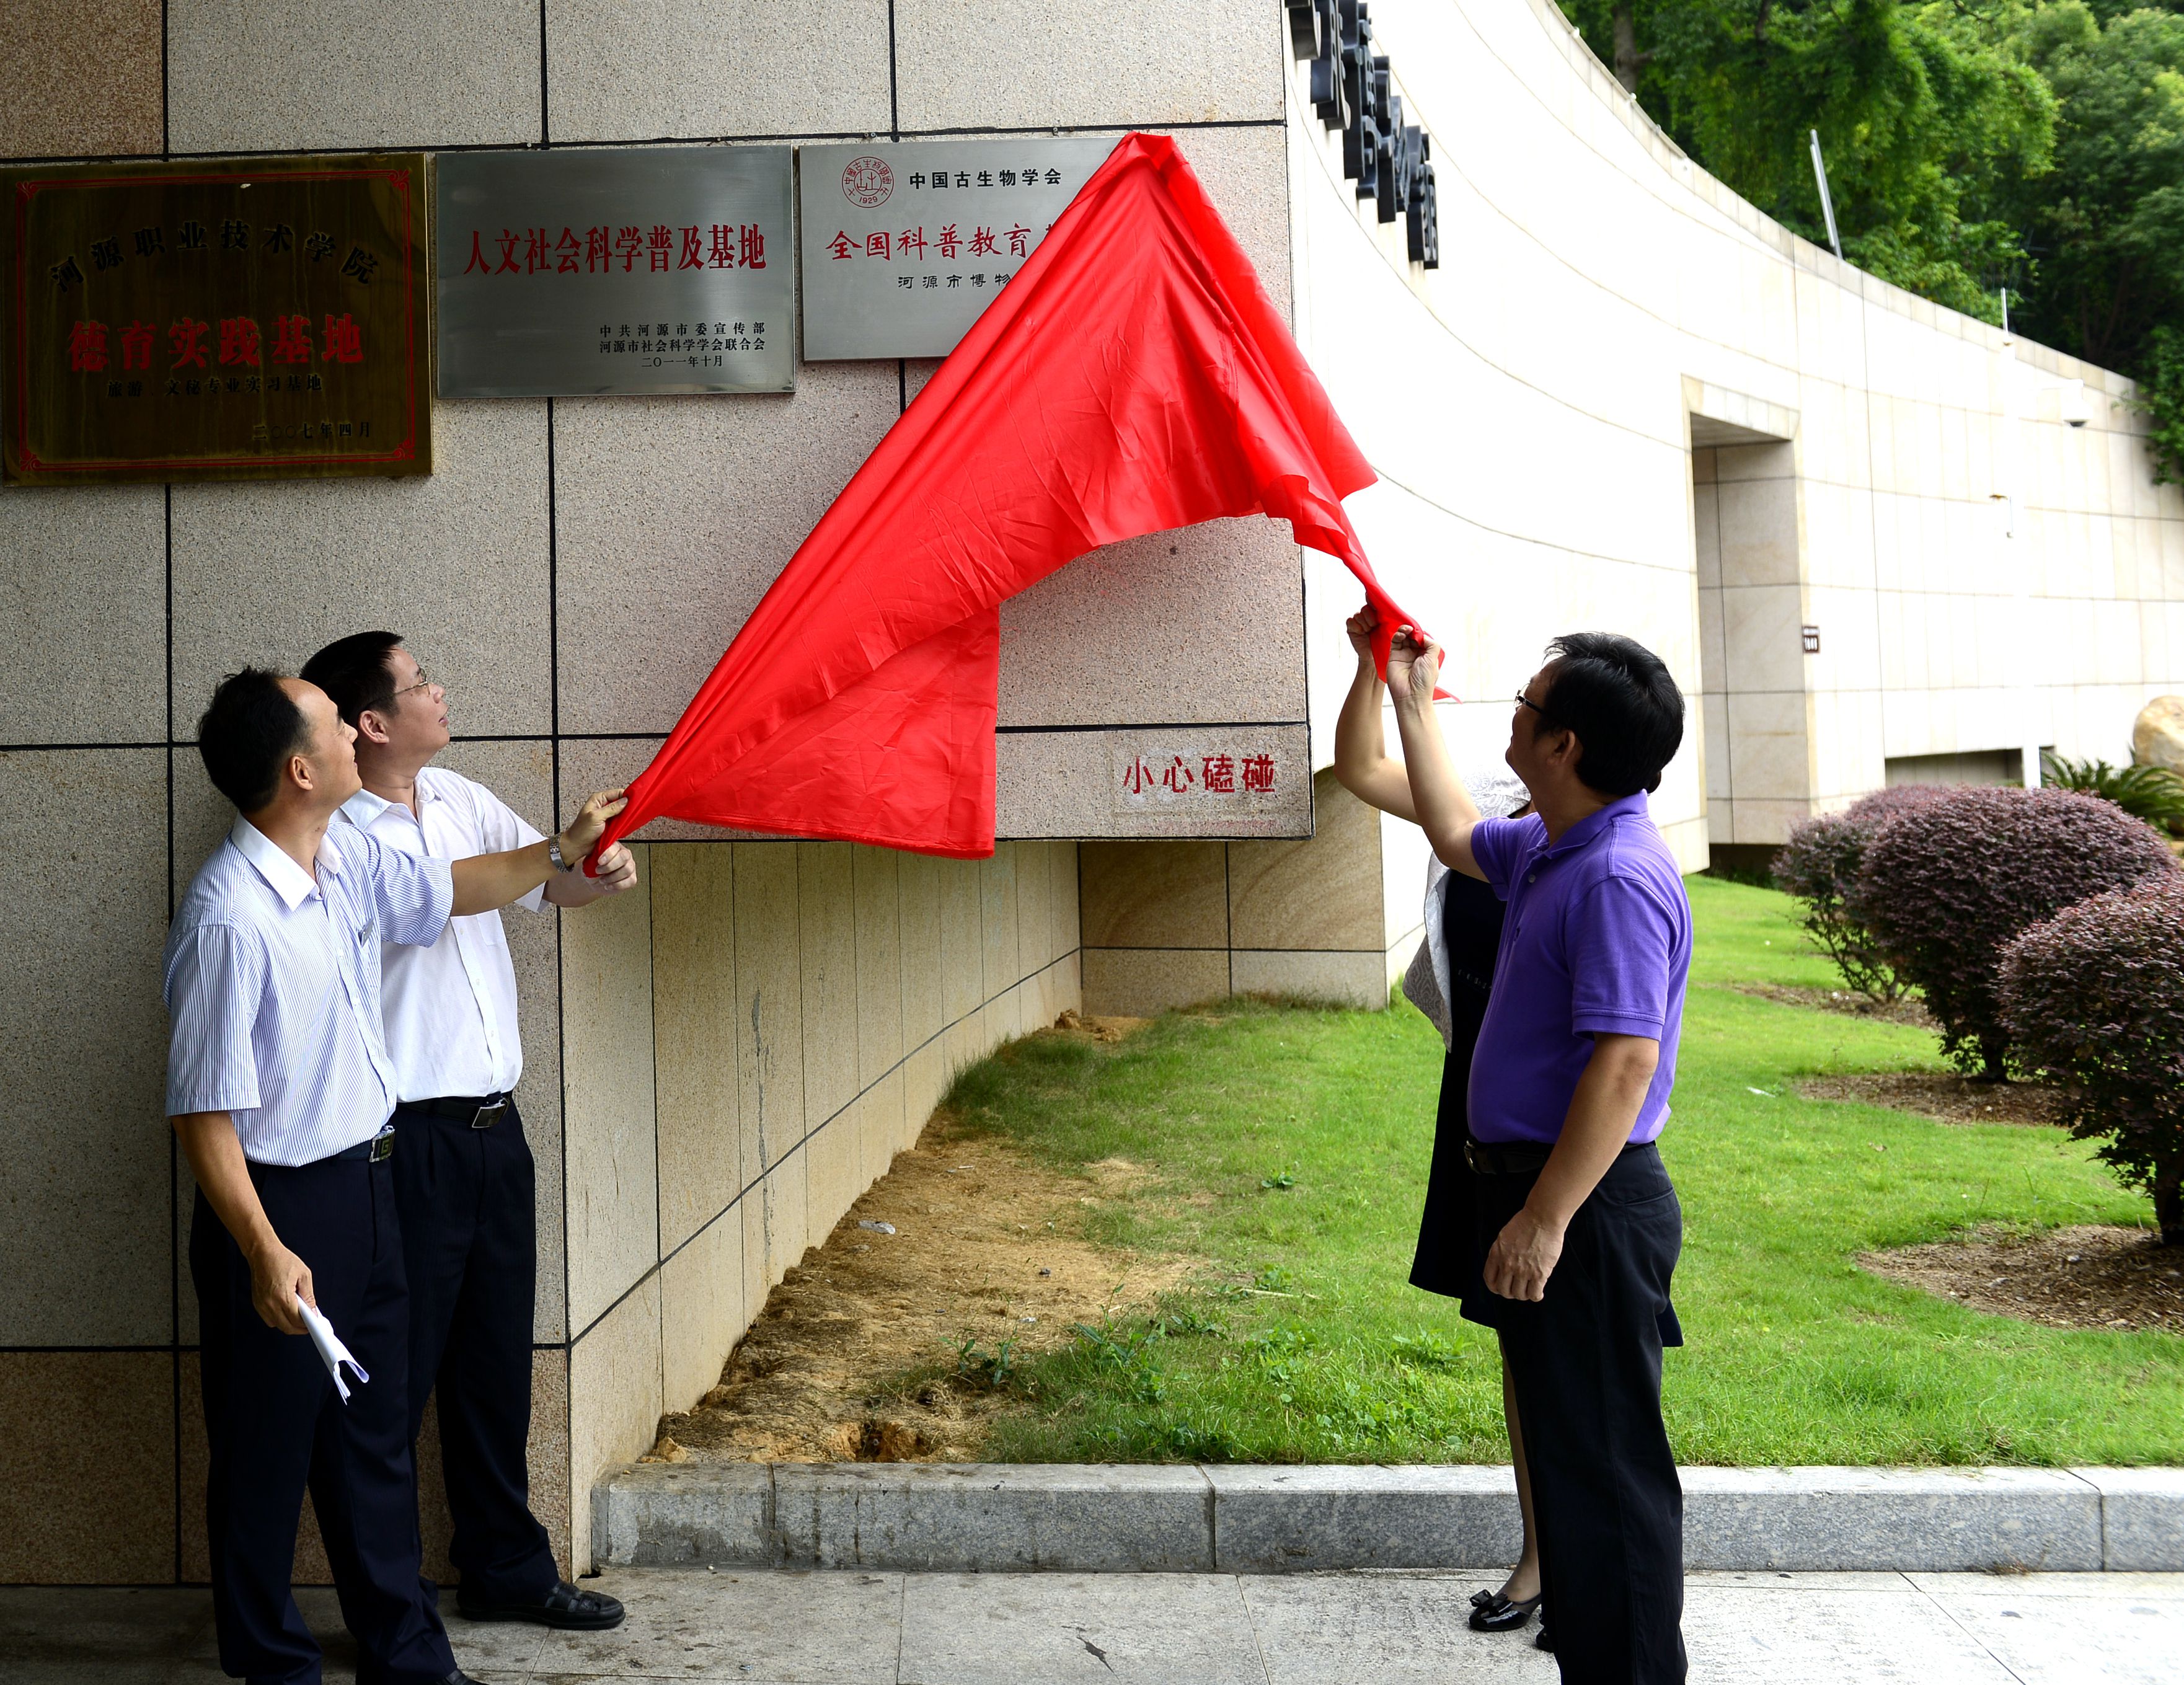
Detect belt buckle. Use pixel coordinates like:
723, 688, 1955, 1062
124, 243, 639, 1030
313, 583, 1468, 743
368, 1128, 396, 1163
470, 1100, 506, 1131
1463, 1140, 1485, 1174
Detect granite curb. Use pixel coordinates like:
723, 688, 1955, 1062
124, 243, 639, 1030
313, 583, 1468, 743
593, 1462, 2184, 1574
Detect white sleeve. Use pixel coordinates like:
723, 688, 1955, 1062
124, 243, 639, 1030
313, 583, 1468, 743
458, 774, 550, 913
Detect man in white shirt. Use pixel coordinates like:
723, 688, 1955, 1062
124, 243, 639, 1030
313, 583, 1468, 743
167, 666, 626, 1685
303, 632, 635, 1632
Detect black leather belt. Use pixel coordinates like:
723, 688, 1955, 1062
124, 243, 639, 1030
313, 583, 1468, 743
330, 1127, 397, 1163
406, 1093, 510, 1130
1464, 1138, 1553, 1175
1464, 1136, 1651, 1175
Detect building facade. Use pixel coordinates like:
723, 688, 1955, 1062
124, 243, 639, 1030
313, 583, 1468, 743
2, 0, 2180, 1585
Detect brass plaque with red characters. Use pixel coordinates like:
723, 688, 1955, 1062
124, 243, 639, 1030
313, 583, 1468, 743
2, 153, 431, 485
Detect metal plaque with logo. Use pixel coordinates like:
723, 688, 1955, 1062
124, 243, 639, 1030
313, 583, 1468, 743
435, 146, 794, 398
1, 153, 430, 485
797, 138, 1116, 361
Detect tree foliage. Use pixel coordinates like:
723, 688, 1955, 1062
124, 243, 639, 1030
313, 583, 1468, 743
2005, 3, 2184, 476
1557, 0, 2184, 477
1559, 0, 2053, 317
2004, 5, 2184, 367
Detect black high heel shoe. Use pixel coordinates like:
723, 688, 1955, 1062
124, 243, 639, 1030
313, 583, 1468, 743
1467, 1590, 1543, 1632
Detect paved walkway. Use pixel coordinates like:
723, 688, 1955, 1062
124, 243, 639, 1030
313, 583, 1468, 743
7, 1567, 2181, 1683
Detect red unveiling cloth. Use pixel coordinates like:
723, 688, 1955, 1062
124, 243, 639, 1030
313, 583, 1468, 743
593, 131, 1427, 864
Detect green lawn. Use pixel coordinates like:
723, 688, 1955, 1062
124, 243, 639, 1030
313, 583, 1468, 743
933, 877, 2182, 1467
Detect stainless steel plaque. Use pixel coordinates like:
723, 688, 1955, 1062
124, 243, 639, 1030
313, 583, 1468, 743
797, 138, 1116, 361
435, 146, 794, 397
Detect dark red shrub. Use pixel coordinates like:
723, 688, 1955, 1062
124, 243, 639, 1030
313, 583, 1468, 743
1999, 876, 2184, 1245
1848, 787, 2179, 1077
1774, 785, 1953, 1002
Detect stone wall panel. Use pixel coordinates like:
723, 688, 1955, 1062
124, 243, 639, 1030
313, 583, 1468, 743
169, 0, 541, 150
544, 0, 890, 141
170, 402, 552, 738
0, 487, 166, 744
560, 848, 657, 1337
0, 750, 170, 1345
893, 0, 1283, 131
0, 1352, 174, 1583
651, 844, 741, 1255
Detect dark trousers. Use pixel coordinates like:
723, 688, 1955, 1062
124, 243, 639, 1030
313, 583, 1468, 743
391, 1098, 556, 1604
190, 1152, 456, 1685
1485, 1144, 1687, 1685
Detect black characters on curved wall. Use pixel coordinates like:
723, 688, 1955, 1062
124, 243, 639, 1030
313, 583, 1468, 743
1288, 0, 1440, 269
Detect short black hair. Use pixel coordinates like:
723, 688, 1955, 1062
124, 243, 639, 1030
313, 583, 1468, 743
300, 630, 402, 728
197, 668, 309, 813
1535, 632, 1685, 797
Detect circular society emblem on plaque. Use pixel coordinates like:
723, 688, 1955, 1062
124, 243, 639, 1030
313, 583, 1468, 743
841, 156, 894, 208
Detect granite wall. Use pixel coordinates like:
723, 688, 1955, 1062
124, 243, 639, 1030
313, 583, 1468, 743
0, 0, 1279, 1585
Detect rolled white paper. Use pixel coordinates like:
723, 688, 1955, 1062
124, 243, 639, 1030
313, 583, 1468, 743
296, 1294, 370, 1403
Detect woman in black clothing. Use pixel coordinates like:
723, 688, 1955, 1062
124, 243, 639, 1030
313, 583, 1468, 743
1336, 608, 1547, 1642
1402, 853, 1545, 1641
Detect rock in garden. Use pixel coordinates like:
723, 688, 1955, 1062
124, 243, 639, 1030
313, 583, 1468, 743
2134, 695, 2184, 772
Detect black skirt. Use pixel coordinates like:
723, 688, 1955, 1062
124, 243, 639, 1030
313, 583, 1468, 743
1408, 873, 1504, 1305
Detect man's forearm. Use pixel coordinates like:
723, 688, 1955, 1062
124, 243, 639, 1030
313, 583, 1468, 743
1333, 653, 1387, 772
451, 839, 560, 917
1333, 655, 1418, 818
1526, 1035, 1661, 1230
1388, 690, 1484, 869
174, 1112, 283, 1264
452, 789, 626, 916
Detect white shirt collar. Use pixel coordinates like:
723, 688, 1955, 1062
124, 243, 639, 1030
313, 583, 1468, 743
228, 816, 345, 911
342, 777, 438, 831
341, 787, 396, 828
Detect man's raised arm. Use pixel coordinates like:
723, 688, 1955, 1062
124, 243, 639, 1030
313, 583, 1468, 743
1333, 605, 1420, 821
448, 787, 627, 917
1384, 629, 1488, 880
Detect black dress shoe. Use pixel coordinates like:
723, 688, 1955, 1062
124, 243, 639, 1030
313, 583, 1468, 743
456, 1578, 626, 1630
1467, 1590, 1542, 1632
1535, 1614, 1554, 1652
436, 1671, 487, 1684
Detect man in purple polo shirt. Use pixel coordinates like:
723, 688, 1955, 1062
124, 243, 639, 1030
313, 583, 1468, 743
1337, 612, 1692, 1685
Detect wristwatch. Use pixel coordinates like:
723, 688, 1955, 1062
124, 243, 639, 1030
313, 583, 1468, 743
547, 834, 570, 873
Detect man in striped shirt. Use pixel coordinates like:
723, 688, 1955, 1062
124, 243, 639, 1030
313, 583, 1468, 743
166, 668, 624, 1685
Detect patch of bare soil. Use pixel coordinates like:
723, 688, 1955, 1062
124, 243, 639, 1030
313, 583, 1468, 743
1051, 1008, 1151, 1042
1860, 1224, 2184, 1332
1734, 982, 1935, 1028
648, 1019, 1184, 1466
1798, 1071, 2067, 1128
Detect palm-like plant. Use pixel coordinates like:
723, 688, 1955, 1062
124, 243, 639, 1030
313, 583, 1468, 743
2041, 753, 2184, 834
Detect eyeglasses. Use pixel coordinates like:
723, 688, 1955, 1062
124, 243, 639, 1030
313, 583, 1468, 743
1514, 689, 1550, 719
391, 668, 435, 700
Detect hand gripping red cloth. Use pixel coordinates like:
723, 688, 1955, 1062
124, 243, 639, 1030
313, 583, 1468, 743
591, 131, 1431, 865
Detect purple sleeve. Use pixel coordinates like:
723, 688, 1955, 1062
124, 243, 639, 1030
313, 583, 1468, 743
1468, 816, 1526, 899
1567, 875, 1676, 1039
